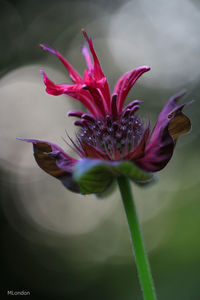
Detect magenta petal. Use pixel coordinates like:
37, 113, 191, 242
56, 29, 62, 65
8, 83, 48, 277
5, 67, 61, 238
82, 85, 106, 116
135, 126, 174, 172
82, 45, 93, 69
135, 91, 191, 172
40, 44, 82, 84
153, 90, 187, 131
150, 90, 191, 143
18, 138, 80, 192
40, 71, 64, 95
114, 66, 150, 114
82, 29, 111, 112
126, 126, 150, 160
41, 71, 100, 117
82, 29, 105, 80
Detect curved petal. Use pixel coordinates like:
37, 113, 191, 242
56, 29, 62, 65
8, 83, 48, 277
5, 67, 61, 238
114, 66, 150, 114
135, 92, 191, 172
40, 71, 101, 117
82, 45, 93, 70
135, 126, 174, 172
18, 138, 80, 193
40, 44, 83, 84
79, 142, 110, 160
82, 85, 106, 116
82, 30, 106, 82
82, 29, 111, 112
152, 91, 190, 134
125, 126, 150, 160
151, 90, 191, 143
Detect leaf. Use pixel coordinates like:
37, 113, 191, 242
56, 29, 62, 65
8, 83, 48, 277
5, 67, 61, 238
73, 159, 154, 195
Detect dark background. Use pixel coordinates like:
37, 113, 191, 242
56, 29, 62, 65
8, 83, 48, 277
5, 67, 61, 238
0, 0, 200, 299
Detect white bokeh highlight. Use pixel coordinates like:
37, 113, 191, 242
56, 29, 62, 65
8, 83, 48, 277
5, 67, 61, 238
108, 0, 200, 89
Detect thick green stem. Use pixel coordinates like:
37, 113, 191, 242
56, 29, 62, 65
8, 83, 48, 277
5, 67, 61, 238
117, 176, 157, 300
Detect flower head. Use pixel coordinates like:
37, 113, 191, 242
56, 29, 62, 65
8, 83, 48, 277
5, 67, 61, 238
20, 30, 191, 194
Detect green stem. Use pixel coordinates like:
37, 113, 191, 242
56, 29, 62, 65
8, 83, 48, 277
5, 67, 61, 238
117, 176, 157, 300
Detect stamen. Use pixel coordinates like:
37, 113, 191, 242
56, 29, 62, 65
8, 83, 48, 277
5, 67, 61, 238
130, 105, 140, 115
111, 93, 118, 119
74, 120, 84, 127
68, 111, 83, 118
82, 114, 96, 122
77, 112, 144, 160
126, 100, 144, 110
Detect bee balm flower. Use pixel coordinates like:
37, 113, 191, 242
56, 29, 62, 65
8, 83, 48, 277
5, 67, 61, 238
20, 30, 191, 194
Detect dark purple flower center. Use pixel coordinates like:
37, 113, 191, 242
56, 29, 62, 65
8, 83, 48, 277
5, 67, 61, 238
77, 113, 144, 159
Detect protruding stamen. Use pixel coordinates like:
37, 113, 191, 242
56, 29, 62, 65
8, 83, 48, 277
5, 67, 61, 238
130, 105, 139, 115
68, 111, 83, 118
123, 108, 131, 118
126, 100, 144, 110
82, 114, 96, 122
111, 93, 118, 119
74, 120, 85, 127
77, 112, 144, 160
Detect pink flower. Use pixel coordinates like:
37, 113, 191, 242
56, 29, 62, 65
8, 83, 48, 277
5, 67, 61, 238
20, 30, 191, 194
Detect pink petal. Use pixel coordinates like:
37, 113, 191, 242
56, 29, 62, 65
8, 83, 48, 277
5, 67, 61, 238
80, 141, 110, 160
135, 91, 191, 172
114, 66, 150, 114
135, 126, 174, 172
82, 85, 106, 116
82, 45, 93, 69
41, 71, 100, 117
150, 90, 191, 142
125, 126, 150, 160
82, 29, 111, 112
40, 44, 83, 84
81, 29, 104, 80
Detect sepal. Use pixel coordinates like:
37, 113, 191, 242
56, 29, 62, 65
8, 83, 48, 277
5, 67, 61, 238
73, 159, 154, 195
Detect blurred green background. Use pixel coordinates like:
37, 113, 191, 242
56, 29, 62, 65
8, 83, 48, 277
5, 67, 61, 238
0, 0, 200, 299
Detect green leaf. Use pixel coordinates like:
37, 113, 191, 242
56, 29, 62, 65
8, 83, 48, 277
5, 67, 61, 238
73, 159, 154, 195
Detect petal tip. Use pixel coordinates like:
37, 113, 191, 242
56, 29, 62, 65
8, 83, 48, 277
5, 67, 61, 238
40, 70, 45, 76
141, 65, 151, 72
81, 28, 90, 44
170, 89, 187, 103
40, 44, 57, 55
16, 138, 37, 144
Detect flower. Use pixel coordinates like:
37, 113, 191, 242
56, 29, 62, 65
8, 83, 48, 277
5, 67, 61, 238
19, 30, 191, 194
